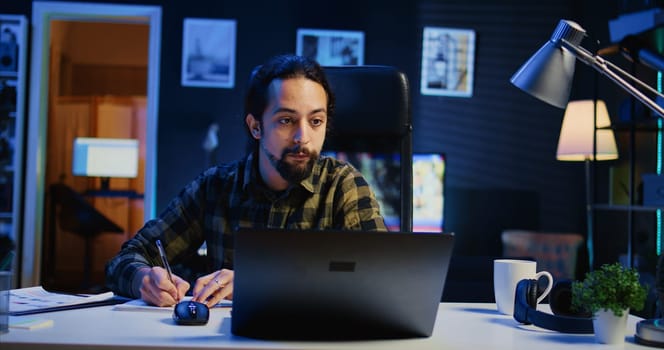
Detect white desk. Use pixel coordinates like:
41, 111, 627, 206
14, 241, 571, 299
0, 303, 646, 349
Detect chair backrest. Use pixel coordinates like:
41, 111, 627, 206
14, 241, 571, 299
323, 66, 413, 232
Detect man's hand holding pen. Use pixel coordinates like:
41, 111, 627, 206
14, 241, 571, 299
137, 239, 234, 308
136, 267, 233, 308
138, 266, 190, 307
136, 240, 190, 307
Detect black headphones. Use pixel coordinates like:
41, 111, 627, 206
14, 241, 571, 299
513, 278, 594, 334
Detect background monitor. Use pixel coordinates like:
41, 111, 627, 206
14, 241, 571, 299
412, 153, 446, 232
323, 151, 445, 232
72, 137, 139, 189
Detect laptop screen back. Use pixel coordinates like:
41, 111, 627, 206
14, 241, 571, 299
231, 229, 455, 340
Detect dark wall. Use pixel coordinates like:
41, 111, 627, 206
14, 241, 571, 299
154, 0, 420, 213
155, 0, 419, 213
415, 1, 579, 251
3, 0, 649, 263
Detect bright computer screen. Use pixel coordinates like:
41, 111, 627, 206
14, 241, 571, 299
412, 153, 445, 232
323, 152, 445, 232
72, 137, 139, 179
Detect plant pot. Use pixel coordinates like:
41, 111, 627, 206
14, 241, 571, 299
592, 308, 629, 344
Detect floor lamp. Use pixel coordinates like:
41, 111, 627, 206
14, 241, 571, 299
556, 100, 618, 271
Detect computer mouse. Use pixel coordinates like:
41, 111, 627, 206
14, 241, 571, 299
173, 300, 209, 325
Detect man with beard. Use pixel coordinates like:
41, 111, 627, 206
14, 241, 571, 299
105, 54, 387, 307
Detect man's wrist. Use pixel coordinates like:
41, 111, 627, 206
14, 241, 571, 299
131, 266, 151, 298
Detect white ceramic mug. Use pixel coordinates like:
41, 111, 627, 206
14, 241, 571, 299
493, 259, 553, 316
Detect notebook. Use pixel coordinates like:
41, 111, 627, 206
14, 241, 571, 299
231, 229, 455, 340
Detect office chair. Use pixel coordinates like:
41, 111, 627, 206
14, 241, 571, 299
323, 66, 413, 232
46, 183, 123, 292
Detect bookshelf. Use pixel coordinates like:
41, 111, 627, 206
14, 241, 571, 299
0, 15, 27, 271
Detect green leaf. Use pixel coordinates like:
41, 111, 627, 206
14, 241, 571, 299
571, 262, 648, 317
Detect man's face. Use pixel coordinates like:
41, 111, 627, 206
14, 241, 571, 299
254, 77, 328, 185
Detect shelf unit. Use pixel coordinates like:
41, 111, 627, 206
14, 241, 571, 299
0, 15, 27, 272
592, 115, 663, 272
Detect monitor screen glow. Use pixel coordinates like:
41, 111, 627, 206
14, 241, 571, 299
412, 153, 445, 232
72, 137, 139, 178
323, 151, 445, 232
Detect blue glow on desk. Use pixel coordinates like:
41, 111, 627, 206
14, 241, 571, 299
657, 71, 662, 256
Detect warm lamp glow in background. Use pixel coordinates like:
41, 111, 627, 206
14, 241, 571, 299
556, 100, 619, 161
555, 99, 618, 273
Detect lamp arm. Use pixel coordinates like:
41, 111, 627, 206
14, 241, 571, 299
561, 39, 664, 118
604, 57, 664, 99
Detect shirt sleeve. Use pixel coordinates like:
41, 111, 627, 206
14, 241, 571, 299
335, 168, 388, 232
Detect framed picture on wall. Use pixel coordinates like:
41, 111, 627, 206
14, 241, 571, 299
181, 18, 236, 88
296, 28, 364, 66
0, 21, 21, 73
420, 27, 476, 97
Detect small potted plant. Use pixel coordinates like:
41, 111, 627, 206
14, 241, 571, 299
571, 262, 647, 344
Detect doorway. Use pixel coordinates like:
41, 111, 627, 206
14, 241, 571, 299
22, 2, 161, 289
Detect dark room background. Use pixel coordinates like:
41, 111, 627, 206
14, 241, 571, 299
4, 0, 663, 277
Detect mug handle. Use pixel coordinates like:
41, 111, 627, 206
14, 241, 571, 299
534, 271, 554, 304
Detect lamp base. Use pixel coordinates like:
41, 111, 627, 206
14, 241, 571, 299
635, 319, 664, 348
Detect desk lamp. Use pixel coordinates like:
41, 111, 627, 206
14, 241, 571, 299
511, 19, 664, 118
510, 18, 664, 348
556, 99, 618, 271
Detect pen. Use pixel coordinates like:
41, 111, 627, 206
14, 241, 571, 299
155, 239, 174, 284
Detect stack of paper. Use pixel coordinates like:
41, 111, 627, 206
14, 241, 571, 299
9, 286, 121, 315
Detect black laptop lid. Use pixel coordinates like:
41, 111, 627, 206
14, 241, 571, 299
231, 229, 455, 340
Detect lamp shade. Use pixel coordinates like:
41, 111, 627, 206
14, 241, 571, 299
510, 20, 587, 108
556, 100, 618, 161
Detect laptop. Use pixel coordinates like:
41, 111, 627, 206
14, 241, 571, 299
231, 229, 455, 340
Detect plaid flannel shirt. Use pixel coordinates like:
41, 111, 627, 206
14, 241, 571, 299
105, 152, 387, 298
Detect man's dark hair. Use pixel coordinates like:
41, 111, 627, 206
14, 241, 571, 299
244, 54, 335, 149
